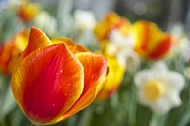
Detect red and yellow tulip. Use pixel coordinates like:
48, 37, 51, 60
96, 56, 125, 100
0, 29, 29, 75
133, 20, 172, 60
17, 1, 40, 22
11, 27, 108, 125
94, 12, 131, 42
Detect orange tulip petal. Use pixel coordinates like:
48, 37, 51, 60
51, 37, 89, 53
51, 37, 76, 47
64, 52, 107, 118
75, 44, 89, 53
21, 27, 51, 60
11, 43, 84, 125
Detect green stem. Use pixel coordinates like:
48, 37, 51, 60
149, 113, 162, 126
76, 106, 93, 126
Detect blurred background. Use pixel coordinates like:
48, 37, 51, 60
32, 0, 190, 30
1, 0, 190, 126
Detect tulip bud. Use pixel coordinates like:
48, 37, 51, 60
11, 27, 108, 125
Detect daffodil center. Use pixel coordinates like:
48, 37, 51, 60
143, 80, 165, 102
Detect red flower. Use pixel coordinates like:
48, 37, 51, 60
133, 20, 172, 60
0, 29, 29, 75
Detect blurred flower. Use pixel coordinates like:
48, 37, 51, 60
134, 61, 185, 115
105, 29, 140, 73
11, 27, 108, 125
72, 9, 98, 48
0, 29, 29, 75
105, 29, 133, 57
133, 20, 172, 60
168, 23, 190, 61
34, 11, 57, 37
17, 1, 40, 22
116, 48, 140, 73
94, 12, 131, 42
96, 56, 125, 100
93, 12, 138, 72
73, 9, 96, 31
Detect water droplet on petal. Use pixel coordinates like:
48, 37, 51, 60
60, 69, 63, 73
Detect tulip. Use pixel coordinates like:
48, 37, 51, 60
18, 2, 40, 22
94, 12, 131, 42
133, 20, 172, 60
11, 27, 108, 125
0, 29, 29, 75
96, 56, 125, 100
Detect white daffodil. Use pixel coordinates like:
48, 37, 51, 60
107, 29, 140, 72
117, 48, 140, 73
134, 61, 185, 115
73, 9, 96, 30
109, 29, 134, 47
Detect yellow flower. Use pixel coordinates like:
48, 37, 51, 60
96, 56, 125, 100
94, 12, 131, 42
17, 2, 40, 22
